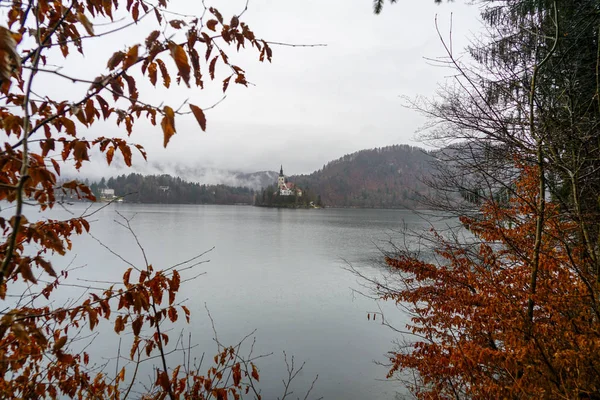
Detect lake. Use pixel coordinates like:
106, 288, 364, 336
12, 203, 436, 399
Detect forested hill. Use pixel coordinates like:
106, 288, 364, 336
291, 145, 434, 208
93, 173, 255, 204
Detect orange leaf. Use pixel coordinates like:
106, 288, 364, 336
148, 62, 157, 86
189, 104, 206, 131
156, 59, 171, 88
122, 45, 139, 70
169, 42, 191, 87
53, 336, 67, 351
106, 146, 115, 165
161, 106, 176, 147
251, 363, 259, 381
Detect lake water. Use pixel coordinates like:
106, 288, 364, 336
11, 203, 436, 399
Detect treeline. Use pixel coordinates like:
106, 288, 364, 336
91, 173, 255, 205
254, 185, 322, 208
291, 145, 433, 208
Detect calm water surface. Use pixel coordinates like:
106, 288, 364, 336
21, 204, 434, 399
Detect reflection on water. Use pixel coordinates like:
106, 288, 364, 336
9, 203, 442, 399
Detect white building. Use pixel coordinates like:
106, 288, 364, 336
277, 166, 302, 197
100, 188, 114, 197
99, 188, 115, 201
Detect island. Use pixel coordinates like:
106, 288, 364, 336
254, 166, 322, 209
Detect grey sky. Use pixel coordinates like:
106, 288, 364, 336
30, 0, 483, 180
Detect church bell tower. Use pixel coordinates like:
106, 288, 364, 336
278, 165, 285, 189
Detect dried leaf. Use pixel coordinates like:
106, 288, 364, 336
156, 59, 171, 88
122, 45, 139, 70
148, 62, 158, 86
161, 105, 176, 147
222, 75, 232, 93
53, 336, 68, 351
77, 12, 94, 36
132, 316, 143, 336
107, 51, 125, 70
169, 42, 191, 87
0, 26, 20, 83
206, 19, 218, 32
189, 104, 206, 131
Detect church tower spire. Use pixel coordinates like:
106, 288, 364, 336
278, 165, 285, 190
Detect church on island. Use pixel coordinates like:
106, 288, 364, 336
277, 165, 302, 197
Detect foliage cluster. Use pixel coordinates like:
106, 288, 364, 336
372, 0, 600, 398
0, 0, 289, 398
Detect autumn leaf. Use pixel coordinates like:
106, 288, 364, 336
156, 59, 171, 88
18, 260, 37, 284
122, 45, 139, 70
223, 75, 232, 92
161, 105, 176, 147
189, 104, 206, 131
77, 12, 94, 36
106, 146, 115, 165
169, 42, 191, 87
132, 316, 143, 336
206, 19, 218, 32
0, 26, 20, 83
106, 51, 125, 70
145, 30, 160, 49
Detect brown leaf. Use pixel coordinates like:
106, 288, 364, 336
132, 316, 143, 336
251, 363, 259, 381
156, 59, 171, 88
77, 12, 94, 36
168, 307, 177, 322
106, 146, 115, 165
114, 315, 125, 334
18, 260, 37, 284
189, 104, 206, 131
169, 20, 186, 29
107, 51, 125, 70
96, 95, 111, 119
132, 2, 140, 22
122, 45, 139, 70
36, 257, 57, 277
0, 26, 20, 83
148, 62, 158, 86
169, 42, 191, 87
209, 55, 218, 79
161, 106, 176, 147
222, 75, 232, 93
73, 141, 90, 160
206, 19, 218, 32
145, 30, 160, 49
53, 336, 68, 351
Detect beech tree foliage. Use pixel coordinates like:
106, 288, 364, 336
371, 0, 600, 398
0, 0, 290, 398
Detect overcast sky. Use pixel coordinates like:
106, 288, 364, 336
28, 0, 484, 179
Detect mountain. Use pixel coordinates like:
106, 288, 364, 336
289, 145, 434, 208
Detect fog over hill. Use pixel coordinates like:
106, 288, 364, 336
74, 145, 438, 208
